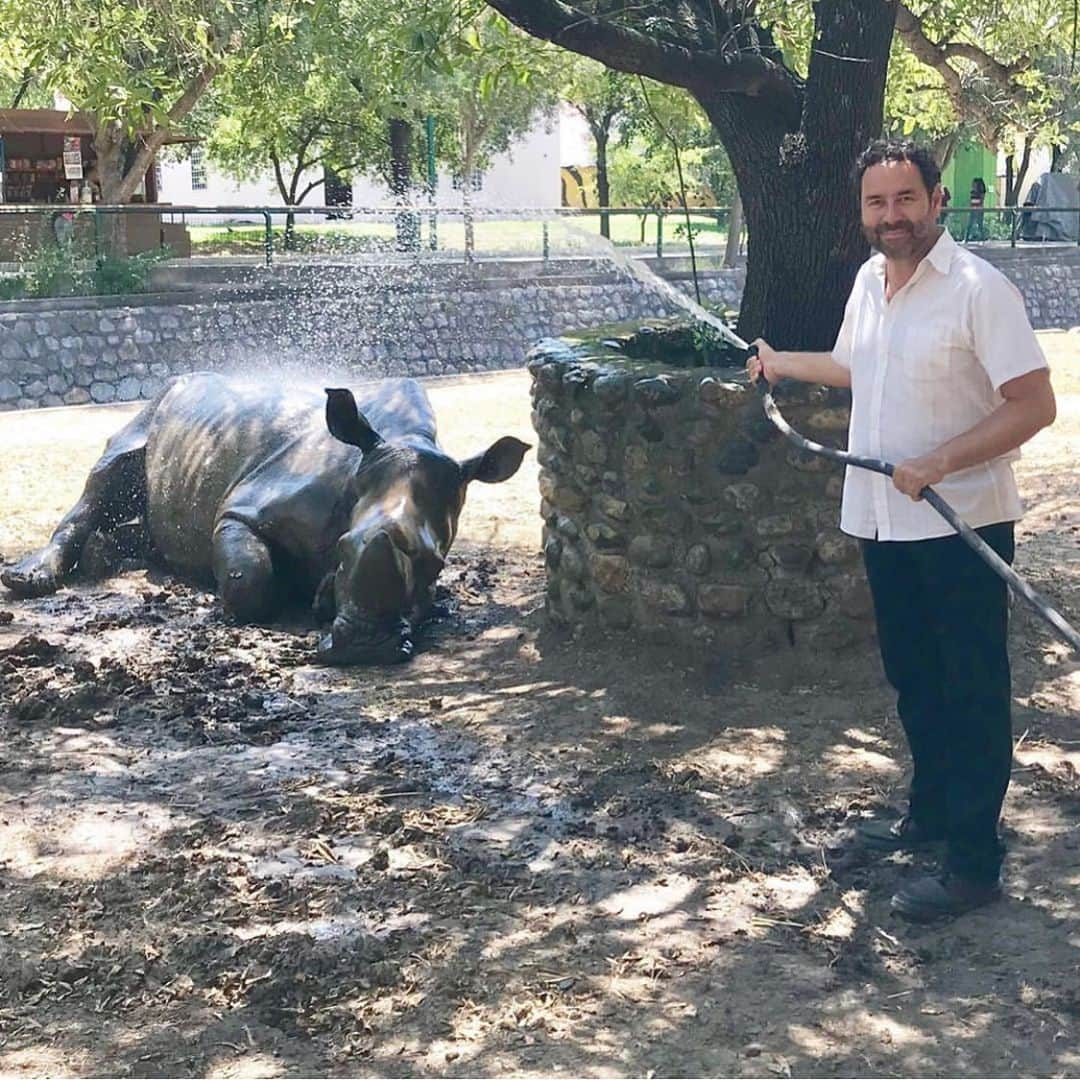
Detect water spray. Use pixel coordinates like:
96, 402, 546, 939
566, 225, 1079, 653
192, 200, 1076, 653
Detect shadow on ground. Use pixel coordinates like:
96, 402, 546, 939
0, 537, 1076, 1078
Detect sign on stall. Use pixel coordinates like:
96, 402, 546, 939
63, 136, 83, 180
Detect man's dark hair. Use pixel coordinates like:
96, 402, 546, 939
856, 139, 941, 195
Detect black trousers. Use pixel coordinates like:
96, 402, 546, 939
861, 523, 1015, 883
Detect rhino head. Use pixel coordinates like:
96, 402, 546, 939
315, 387, 529, 665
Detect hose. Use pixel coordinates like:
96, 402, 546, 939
714, 330, 1079, 654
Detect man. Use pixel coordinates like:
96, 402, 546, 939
748, 139, 1056, 922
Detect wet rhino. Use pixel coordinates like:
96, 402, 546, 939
2, 372, 529, 664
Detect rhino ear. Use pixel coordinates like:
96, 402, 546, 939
461, 436, 530, 485
325, 388, 381, 453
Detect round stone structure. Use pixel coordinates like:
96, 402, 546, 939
528, 326, 875, 658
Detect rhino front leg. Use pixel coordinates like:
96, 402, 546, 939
2, 424, 149, 598
212, 518, 281, 624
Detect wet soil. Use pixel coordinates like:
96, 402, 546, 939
0, 350, 1077, 1078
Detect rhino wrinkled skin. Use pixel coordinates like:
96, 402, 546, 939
2, 373, 529, 665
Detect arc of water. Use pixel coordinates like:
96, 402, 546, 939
562, 223, 1080, 656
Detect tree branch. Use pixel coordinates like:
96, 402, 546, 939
484, 0, 800, 116
106, 62, 221, 203
895, 2, 1031, 142
271, 151, 289, 204
331, 158, 367, 176
298, 177, 325, 203
940, 42, 1028, 89
166, 62, 221, 125
11, 67, 32, 109
294, 125, 322, 174
894, 3, 965, 111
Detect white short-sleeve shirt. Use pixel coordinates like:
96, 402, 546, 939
831, 228, 1048, 541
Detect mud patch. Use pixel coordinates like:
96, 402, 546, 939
0, 363, 1078, 1077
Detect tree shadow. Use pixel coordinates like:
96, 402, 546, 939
1, 538, 1077, 1077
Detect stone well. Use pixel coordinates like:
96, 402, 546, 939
528, 325, 875, 657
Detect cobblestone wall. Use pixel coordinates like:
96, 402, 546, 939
529, 339, 874, 656
982, 249, 1080, 328
0, 262, 744, 410
1, 247, 1076, 411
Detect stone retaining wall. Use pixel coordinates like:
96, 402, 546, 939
979, 247, 1080, 328
2, 245, 1076, 411
0, 261, 744, 410
529, 339, 874, 657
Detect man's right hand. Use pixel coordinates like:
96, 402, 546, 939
748, 338, 785, 386
747, 344, 853, 390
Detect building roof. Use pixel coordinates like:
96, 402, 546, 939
0, 109, 196, 145
0, 108, 96, 136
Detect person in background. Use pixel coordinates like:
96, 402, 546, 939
964, 176, 988, 241
938, 185, 951, 228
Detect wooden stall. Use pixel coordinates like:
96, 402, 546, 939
0, 109, 189, 259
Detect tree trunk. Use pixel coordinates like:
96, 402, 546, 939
463, 180, 476, 261
461, 119, 482, 263
11, 68, 32, 109
695, 0, 897, 348
94, 135, 125, 203
595, 129, 611, 239
93, 128, 129, 256
723, 189, 743, 268
82, 64, 217, 260
933, 132, 958, 173
485, 0, 895, 347
1013, 136, 1033, 203
389, 117, 418, 251
1003, 137, 1032, 205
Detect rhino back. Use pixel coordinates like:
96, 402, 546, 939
143, 374, 437, 579
145, 374, 328, 572
355, 378, 438, 443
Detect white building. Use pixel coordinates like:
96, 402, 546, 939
156, 113, 562, 223
558, 102, 594, 167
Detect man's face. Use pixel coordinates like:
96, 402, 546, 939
860, 159, 942, 259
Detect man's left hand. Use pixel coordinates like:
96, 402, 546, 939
892, 453, 948, 500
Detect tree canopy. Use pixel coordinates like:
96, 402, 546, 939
204, 1, 559, 209
483, 0, 1075, 344
203, 6, 383, 210
3, 0, 1074, 328
0, 0, 312, 201
891, 1, 1079, 195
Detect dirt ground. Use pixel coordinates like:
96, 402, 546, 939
0, 342, 1077, 1079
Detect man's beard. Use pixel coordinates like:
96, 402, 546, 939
864, 219, 933, 258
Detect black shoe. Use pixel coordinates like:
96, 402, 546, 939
891, 872, 1002, 922
857, 815, 943, 852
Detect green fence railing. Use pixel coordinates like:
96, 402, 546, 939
0, 201, 1076, 280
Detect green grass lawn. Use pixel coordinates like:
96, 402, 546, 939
186, 211, 739, 257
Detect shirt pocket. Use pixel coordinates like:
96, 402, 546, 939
898, 318, 961, 382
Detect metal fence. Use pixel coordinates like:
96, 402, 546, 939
0, 203, 742, 268
939, 204, 1080, 247
0, 201, 1077, 278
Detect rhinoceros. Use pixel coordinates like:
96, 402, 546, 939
2, 372, 529, 664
